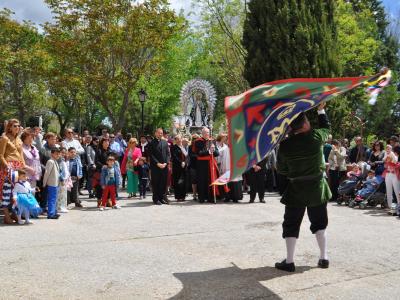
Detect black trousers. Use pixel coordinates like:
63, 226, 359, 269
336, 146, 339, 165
151, 167, 168, 203
249, 182, 265, 201
197, 161, 211, 202
248, 171, 266, 201
329, 170, 346, 201
173, 166, 187, 200
139, 178, 148, 197
282, 203, 328, 238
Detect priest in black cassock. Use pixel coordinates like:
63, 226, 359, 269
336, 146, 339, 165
193, 127, 220, 203
149, 128, 170, 205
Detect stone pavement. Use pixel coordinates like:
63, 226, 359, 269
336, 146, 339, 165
1, 191, 400, 300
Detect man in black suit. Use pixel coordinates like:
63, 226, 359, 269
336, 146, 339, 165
149, 128, 170, 205
245, 157, 268, 203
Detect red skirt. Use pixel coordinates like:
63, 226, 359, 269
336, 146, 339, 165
0, 160, 24, 201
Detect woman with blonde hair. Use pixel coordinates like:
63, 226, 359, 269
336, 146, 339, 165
121, 138, 142, 198
0, 119, 25, 224
171, 134, 188, 202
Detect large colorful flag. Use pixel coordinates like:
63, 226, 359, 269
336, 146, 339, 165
225, 73, 383, 181
366, 69, 392, 105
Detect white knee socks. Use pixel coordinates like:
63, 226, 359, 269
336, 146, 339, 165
285, 237, 297, 263
315, 229, 328, 260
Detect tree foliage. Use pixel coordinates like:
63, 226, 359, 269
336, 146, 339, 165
44, 0, 179, 132
242, 0, 338, 87
0, 9, 50, 125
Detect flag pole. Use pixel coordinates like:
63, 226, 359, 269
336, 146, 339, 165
212, 152, 216, 204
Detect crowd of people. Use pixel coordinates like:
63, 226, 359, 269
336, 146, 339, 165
2, 116, 400, 226
324, 134, 400, 216
0, 119, 279, 225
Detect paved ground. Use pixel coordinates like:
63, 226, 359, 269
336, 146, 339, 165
1, 191, 400, 300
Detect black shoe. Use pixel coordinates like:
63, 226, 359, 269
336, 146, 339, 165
199, 199, 205, 203
275, 259, 295, 272
224, 198, 231, 203
318, 259, 329, 269
249, 199, 255, 203
260, 199, 265, 203
88, 193, 95, 199
154, 201, 162, 205
47, 214, 60, 219
75, 203, 83, 208
160, 199, 169, 205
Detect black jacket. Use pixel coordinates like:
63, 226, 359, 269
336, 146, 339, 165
95, 147, 111, 171
148, 138, 170, 169
349, 145, 368, 163
135, 163, 150, 179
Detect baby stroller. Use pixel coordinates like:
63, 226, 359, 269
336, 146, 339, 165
337, 162, 370, 205
352, 176, 385, 209
337, 177, 360, 205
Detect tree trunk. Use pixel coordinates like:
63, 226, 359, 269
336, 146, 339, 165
114, 92, 130, 132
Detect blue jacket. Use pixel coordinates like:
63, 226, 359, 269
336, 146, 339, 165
101, 164, 121, 186
69, 157, 83, 178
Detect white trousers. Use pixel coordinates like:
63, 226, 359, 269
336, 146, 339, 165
57, 185, 68, 210
385, 173, 400, 207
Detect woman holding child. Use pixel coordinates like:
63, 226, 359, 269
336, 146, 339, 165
0, 119, 25, 224
328, 139, 347, 202
21, 130, 41, 188
94, 137, 111, 205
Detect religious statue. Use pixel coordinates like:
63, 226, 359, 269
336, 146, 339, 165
179, 78, 217, 133
190, 92, 207, 127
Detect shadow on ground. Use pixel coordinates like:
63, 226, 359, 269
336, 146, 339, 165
169, 263, 312, 300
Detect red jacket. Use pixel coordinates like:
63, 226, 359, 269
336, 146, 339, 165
121, 147, 142, 175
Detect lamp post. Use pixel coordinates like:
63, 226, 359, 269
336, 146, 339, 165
138, 89, 147, 135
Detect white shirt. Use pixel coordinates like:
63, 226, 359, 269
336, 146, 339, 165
13, 181, 35, 198
216, 142, 231, 175
62, 138, 85, 155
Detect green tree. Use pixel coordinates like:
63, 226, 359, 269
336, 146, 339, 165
44, 0, 179, 132
197, 0, 248, 94
332, 0, 399, 139
0, 9, 50, 125
242, 0, 338, 87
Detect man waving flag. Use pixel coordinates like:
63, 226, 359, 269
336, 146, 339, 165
224, 72, 387, 181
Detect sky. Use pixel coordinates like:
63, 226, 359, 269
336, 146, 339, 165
1, 0, 399, 27
0, 0, 193, 26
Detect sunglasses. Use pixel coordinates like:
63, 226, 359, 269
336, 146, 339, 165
13, 124, 21, 128
110, 136, 115, 139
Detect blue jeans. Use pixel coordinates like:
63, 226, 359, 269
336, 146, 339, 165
47, 186, 59, 218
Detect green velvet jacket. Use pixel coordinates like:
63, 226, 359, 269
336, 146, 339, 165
277, 113, 332, 208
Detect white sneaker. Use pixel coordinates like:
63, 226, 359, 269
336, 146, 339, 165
112, 205, 121, 209
18, 220, 25, 225
139, 196, 143, 200
59, 208, 69, 213
99, 207, 105, 211
25, 220, 34, 225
